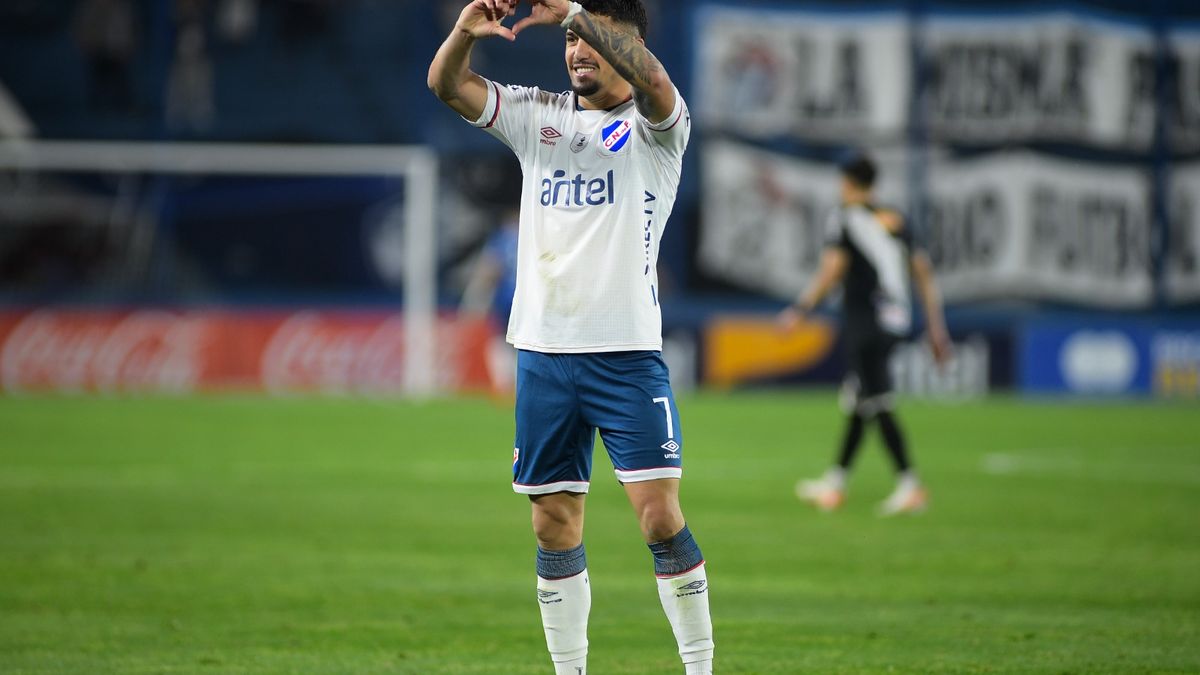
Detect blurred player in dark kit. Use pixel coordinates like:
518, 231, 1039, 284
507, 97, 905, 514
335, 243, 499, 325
779, 152, 951, 515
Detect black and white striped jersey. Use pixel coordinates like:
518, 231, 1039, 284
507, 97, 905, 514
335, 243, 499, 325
824, 203, 917, 337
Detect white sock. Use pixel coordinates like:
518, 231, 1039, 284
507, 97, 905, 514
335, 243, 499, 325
538, 570, 590, 674
553, 656, 586, 675
897, 471, 920, 491
825, 466, 847, 491
656, 563, 714, 669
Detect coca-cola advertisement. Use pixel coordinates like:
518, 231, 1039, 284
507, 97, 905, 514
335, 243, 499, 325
0, 310, 491, 395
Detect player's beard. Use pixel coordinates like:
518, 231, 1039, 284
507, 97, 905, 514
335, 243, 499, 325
571, 79, 601, 98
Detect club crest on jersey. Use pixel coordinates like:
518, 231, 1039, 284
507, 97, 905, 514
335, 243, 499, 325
601, 119, 632, 154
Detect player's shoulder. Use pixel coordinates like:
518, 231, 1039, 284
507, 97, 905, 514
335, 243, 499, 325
525, 86, 573, 108
546, 88, 574, 107
498, 83, 572, 108
867, 203, 906, 235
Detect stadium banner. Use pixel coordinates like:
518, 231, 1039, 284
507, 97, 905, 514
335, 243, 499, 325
697, 141, 909, 299
925, 152, 1153, 308
693, 5, 910, 141
703, 315, 840, 389
1167, 164, 1200, 305
920, 13, 1156, 149
1167, 28, 1200, 153
692, 6, 1165, 150
1020, 321, 1200, 398
699, 314, 992, 396
889, 334, 990, 399
698, 143, 1153, 308
0, 309, 490, 395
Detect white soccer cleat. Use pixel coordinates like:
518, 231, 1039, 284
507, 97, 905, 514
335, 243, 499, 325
878, 482, 928, 516
796, 477, 845, 512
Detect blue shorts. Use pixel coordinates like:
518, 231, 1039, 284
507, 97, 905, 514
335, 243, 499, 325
511, 350, 683, 495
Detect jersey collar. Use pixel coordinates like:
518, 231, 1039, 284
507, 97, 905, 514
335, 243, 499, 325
574, 92, 634, 113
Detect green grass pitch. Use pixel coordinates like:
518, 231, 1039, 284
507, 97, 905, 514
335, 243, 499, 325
1, 392, 1198, 674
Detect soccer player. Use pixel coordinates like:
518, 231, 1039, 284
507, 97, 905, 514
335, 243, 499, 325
778, 152, 951, 516
428, 1, 713, 673
460, 207, 520, 396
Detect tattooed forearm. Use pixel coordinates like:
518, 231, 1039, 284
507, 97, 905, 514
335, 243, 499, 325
570, 11, 664, 98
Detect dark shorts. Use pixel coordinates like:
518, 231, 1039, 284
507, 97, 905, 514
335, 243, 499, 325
842, 328, 899, 411
511, 350, 683, 495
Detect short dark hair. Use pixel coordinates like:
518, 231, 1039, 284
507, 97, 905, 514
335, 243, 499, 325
581, 0, 648, 39
839, 152, 877, 189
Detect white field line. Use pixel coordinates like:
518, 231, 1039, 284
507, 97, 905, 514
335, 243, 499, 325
981, 451, 1200, 486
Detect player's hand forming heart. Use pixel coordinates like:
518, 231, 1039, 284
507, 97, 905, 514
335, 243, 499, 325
512, 0, 572, 36
455, 0, 520, 42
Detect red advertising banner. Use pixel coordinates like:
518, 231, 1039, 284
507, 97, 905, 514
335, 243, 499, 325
0, 310, 491, 394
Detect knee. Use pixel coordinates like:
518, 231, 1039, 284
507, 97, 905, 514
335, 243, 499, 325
531, 498, 583, 550
533, 519, 580, 550
637, 500, 684, 543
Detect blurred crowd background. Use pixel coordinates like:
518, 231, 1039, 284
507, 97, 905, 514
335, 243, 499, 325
0, 0, 1198, 398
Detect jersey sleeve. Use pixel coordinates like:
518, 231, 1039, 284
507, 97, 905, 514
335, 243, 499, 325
635, 87, 690, 157
466, 80, 540, 159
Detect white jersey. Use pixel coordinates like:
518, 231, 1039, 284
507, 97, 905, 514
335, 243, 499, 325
468, 79, 690, 353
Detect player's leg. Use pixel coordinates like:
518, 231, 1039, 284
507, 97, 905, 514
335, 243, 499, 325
798, 335, 872, 510
531, 491, 591, 675
511, 350, 596, 673
875, 407, 926, 514
579, 351, 713, 674
860, 334, 909, 471
835, 365, 872, 470
625, 479, 714, 675
860, 335, 926, 515
797, 383, 861, 509
876, 409, 910, 472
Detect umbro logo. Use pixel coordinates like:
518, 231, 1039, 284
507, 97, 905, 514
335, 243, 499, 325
661, 439, 680, 459
676, 579, 707, 597
540, 126, 562, 146
537, 589, 562, 604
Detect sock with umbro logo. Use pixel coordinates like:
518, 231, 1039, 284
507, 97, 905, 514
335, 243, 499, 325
536, 544, 590, 674
649, 525, 714, 672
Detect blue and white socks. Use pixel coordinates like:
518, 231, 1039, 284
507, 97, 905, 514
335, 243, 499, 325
536, 529, 714, 675
536, 544, 590, 675
650, 525, 715, 673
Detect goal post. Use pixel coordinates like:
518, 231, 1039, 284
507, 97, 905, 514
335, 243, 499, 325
0, 139, 440, 396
